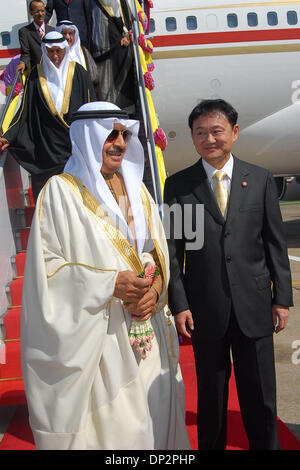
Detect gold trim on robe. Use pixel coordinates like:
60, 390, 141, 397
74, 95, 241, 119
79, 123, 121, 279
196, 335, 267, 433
140, 185, 168, 290
57, 173, 144, 274
97, 0, 128, 29
37, 62, 76, 128
47, 262, 117, 279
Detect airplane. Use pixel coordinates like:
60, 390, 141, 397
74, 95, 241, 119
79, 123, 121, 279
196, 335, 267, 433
149, 0, 300, 198
0, 1, 299, 447
1, 0, 300, 197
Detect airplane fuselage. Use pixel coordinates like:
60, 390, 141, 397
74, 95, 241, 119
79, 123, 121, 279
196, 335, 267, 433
150, 1, 300, 176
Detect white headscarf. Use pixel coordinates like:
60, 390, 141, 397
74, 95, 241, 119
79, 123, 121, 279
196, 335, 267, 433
64, 102, 146, 256
41, 31, 70, 114
56, 21, 84, 68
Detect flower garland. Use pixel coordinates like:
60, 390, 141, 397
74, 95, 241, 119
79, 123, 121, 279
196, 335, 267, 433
138, 33, 154, 54
126, 265, 160, 360
137, 1, 168, 156
154, 128, 167, 151
138, 9, 148, 32
144, 71, 155, 90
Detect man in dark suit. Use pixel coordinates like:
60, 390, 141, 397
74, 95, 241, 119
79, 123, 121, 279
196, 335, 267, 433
45, 0, 89, 47
163, 99, 293, 450
16, 1, 54, 74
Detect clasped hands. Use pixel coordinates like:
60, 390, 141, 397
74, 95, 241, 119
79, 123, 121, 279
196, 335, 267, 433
113, 270, 158, 322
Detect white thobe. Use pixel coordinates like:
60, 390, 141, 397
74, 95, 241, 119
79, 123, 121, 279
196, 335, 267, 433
21, 173, 190, 450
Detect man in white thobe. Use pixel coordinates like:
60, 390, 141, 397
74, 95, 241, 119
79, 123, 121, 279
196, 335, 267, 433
21, 101, 191, 451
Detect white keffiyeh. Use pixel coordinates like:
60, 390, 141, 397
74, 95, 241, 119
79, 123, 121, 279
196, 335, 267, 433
64, 101, 147, 256
41, 31, 70, 114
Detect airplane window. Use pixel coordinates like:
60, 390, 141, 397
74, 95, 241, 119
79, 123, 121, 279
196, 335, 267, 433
227, 13, 238, 28
166, 17, 177, 32
186, 16, 197, 30
287, 10, 298, 25
149, 18, 155, 33
247, 12, 258, 27
267, 11, 278, 25
1, 32, 11, 46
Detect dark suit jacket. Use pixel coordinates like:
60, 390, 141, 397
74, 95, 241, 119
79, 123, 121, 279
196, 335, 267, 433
45, 0, 88, 46
164, 156, 293, 340
19, 22, 55, 68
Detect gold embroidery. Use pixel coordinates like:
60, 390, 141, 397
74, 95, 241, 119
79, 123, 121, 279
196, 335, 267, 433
97, 0, 127, 28
97, 0, 114, 17
59, 173, 143, 273
60, 61, 76, 117
140, 185, 167, 288
80, 47, 87, 70
38, 62, 76, 128
47, 262, 117, 279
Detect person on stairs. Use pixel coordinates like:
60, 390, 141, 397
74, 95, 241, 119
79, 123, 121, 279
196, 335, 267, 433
0, 31, 96, 202
16, 0, 55, 75
56, 20, 100, 98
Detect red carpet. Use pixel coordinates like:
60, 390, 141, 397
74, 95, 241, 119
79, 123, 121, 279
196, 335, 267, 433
1, 341, 300, 450
179, 339, 300, 450
0, 201, 299, 450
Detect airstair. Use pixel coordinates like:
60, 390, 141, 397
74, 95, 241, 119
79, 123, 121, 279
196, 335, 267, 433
0, 0, 167, 411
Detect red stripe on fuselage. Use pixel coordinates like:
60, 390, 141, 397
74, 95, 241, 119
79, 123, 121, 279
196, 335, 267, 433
0, 48, 20, 59
151, 28, 300, 47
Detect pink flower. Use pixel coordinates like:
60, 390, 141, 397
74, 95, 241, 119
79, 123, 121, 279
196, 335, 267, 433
138, 10, 148, 31
138, 34, 153, 54
147, 62, 155, 72
154, 128, 167, 151
144, 71, 154, 90
145, 39, 153, 54
138, 33, 146, 49
144, 265, 157, 280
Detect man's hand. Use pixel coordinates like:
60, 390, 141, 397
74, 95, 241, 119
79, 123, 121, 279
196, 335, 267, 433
16, 61, 26, 74
0, 137, 10, 152
272, 304, 289, 333
113, 270, 152, 304
120, 35, 130, 47
126, 287, 158, 322
174, 309, 194, 338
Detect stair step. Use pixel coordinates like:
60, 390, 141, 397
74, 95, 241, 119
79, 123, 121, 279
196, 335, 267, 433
6, 188, 26, 208
16, 228, 30, 251
24, 205, 35, 226
8, 278, 23, 306
14, 206, 35, 229
15, 252, 26, 277
4, 308, 21, 340
0, 341, 22, 380
0, 378, 25, 406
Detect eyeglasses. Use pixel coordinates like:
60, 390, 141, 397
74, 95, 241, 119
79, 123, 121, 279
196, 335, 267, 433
106, 129, 132, 143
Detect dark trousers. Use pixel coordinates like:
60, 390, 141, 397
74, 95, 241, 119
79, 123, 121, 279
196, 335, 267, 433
192, 312, 280, 450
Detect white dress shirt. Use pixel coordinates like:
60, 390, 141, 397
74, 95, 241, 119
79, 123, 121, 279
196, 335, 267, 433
34, 22, 45, 38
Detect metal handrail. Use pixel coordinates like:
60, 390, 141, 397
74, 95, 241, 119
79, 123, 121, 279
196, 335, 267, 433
130, 0, 163, 212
